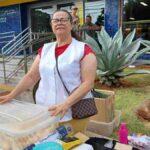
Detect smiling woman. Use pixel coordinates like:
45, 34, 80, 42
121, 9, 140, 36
50, 10, 73, 41
0, 9, 97, 134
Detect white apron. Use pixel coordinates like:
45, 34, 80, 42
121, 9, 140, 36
36, 38, 93, 122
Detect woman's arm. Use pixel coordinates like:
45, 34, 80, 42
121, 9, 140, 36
49, 53, 97, 117
66, 53, 97, 106
0, 55, 41, 103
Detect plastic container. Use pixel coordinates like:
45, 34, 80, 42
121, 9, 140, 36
33, 142, 63, 150
118, 123, 128, 144
0, 100, 60, 150
87, 110, 121, 136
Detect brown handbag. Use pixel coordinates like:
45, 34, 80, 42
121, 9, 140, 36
56, 57, 98, 119
71, 98, 98, 119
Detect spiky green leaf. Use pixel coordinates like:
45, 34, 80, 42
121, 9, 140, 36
122, 38, 140, 55
127, 70, 150, 75
97, 56, 105, 71
123, 39, 141, 62
122, 29, 136, 50
97, 27, 111, 51
141, 40, 150, 47
97, 70, 108, 76
129, 47, 150, 65
115, 71, 128, 77
112, 28, 123, 49
83, 33, 101, 54
100, 27, 112, 48
108, 41, 120, 69
109, 54, 128, 74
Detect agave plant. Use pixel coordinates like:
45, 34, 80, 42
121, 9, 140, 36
83, 27, 150, 86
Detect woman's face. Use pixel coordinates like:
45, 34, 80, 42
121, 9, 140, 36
51, 11, 72, 36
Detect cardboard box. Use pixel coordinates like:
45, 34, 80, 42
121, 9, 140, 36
87, 110, 121, 136
91, 89, 115, 123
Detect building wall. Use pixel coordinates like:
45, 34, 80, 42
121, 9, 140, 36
0, 5, 22, 48
0, 0, 123, 49
20, 4, 28, 31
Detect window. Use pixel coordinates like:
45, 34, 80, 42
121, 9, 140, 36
85, 0, 105, 25
123, 0, 150, 40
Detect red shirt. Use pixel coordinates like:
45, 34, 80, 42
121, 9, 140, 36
38, 44, 95, 60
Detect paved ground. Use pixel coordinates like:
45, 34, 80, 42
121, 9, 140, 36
0, 56, 34, 103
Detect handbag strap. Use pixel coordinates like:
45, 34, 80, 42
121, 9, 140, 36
56, 57, 70, 95
56, 57, 94, 97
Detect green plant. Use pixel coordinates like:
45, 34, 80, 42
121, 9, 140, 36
83, 27, 150, 86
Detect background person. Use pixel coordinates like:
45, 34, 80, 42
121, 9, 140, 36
95, 8, 104, 26
71, 6, 80, 27
0, 10, 97, 133
81, 15, 101, 40
71, 6, 80, 34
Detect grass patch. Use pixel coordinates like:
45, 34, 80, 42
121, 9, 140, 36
95, 67, 150, 139
112, 87, 150, 137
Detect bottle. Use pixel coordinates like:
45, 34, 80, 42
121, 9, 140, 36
118, 122, 128, 144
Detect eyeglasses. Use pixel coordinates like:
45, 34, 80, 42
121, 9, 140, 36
51, 18, 70, 24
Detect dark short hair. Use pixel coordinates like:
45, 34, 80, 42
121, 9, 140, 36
86, 15, 92, 19
51, 9, 73, 23
71, 6, 78, 10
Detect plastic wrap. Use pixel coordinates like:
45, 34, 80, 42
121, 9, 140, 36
0, 100, 59, 150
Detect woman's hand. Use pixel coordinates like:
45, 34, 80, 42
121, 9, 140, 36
48, 102, 70, 118
0, 94, 13, 104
